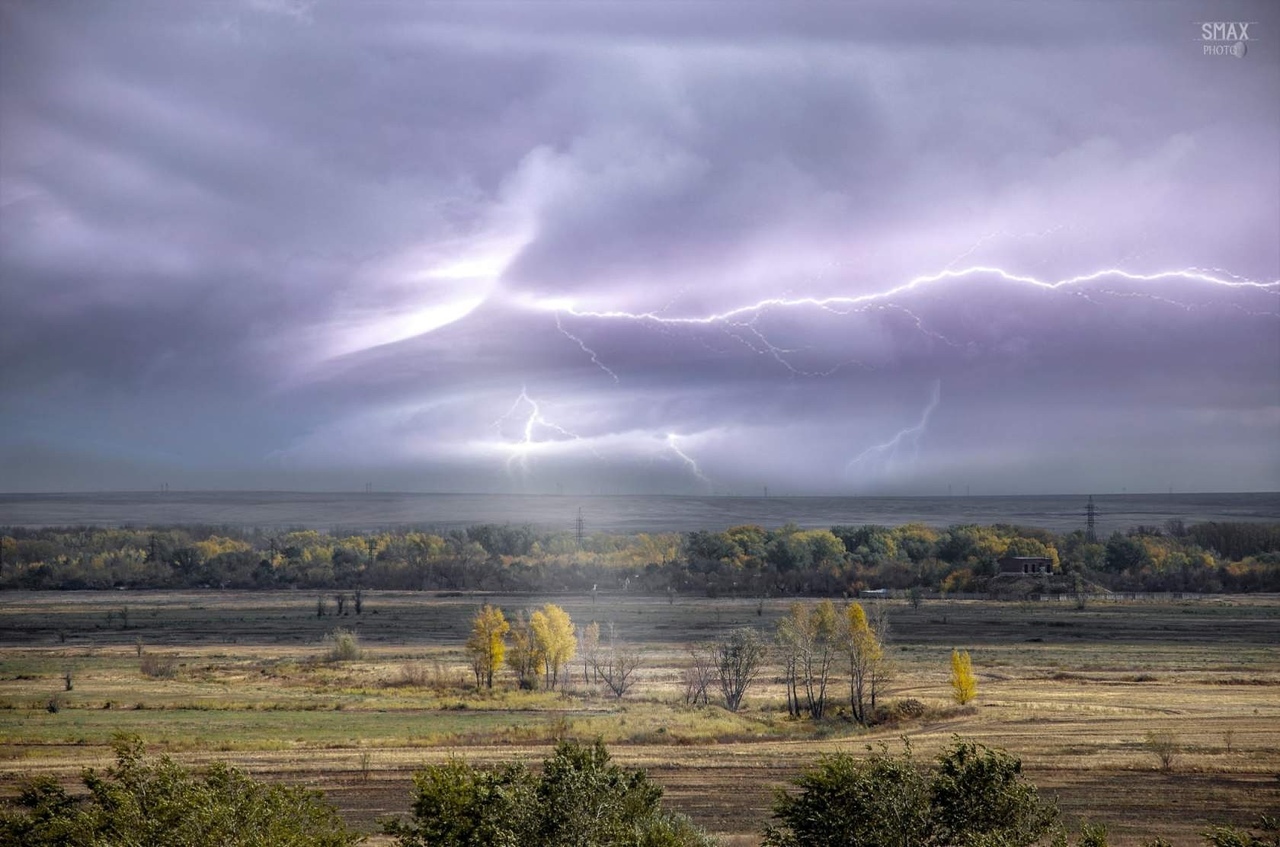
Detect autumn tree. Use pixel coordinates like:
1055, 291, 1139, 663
950, 648, 977, 705
843, 602, 886, 724
464, 604, 509, 689
506, 611, 543, 690
777, 601, 839, 719
530, 603, 576, 690
776, 607, 805, 718
866, 602, 892, 712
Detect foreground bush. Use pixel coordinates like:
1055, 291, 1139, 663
763, 737, 1057, 847
382, 739, 716, 847
0, 736, 358, 847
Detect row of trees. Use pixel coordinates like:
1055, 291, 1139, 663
3, 519, 1276, 594
461, 599, 981, 725
13, 735, 1270, 847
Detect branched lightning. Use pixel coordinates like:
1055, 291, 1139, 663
492, 387, 590, 475
543, 264, 1278, 379
554, 265, 1278, 325
666, 433, 711, 486
845, 381, 942, 477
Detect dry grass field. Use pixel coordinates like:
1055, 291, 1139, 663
1, 590, 1277, 845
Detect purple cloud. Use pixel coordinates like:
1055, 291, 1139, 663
1, 0, 1277, 494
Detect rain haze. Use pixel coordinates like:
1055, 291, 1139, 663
1, 0, 1278, 496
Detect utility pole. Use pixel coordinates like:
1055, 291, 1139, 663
1085, 495, 1097, 544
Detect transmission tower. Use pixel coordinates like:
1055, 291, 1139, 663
1085, 495, 1097, 543
575, 507, 585, 548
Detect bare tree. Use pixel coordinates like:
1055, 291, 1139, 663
682, 647, 715, 706
714, 628, 767, 712
592, 624, 643, 700
775, 612, 804, 718
578, 622, 600, 684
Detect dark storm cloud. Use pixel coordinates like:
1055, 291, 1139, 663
1, 0, 1277, 494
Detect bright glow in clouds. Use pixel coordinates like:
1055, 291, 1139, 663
326, 296, 488, 359
319, 236, 531, 360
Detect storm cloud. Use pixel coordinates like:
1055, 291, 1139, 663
1, 0, 1277, 495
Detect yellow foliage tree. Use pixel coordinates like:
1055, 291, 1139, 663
193, 536, 251, 561
843, 602, 886, 724
506, 612, 543, 690
530, 603, 576, 690
950, 648, 977, 705
465, 604, 509, 689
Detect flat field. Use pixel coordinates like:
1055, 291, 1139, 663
1, 591, 1277, 845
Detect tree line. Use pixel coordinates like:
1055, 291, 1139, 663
2, 518, 1277, 594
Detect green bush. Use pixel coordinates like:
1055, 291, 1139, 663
1203, 815, 1280, 847
763, 737, 1057, 847
383, 740, 716, 847
0, 735, 358, 847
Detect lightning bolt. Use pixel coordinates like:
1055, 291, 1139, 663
540, 264, 1278, 379
845, 380, 942, 478
554, 313, 619, 382
492, 387, 589, 475
666, 433, 711, 486
551, 266, 1278, 324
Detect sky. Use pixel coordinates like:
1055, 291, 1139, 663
1, 1, 1278, 496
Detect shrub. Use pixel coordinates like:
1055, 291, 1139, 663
325, 628, 361, 662
0, 735, 358, 846
383, 740, 716, 847
1203, 815, 1280, 847
140, 652, 178, 680
894, 698, 927, 718
763, 737, 1057, 847
1143, 730, 1178, 772
394, 662, 430, 687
